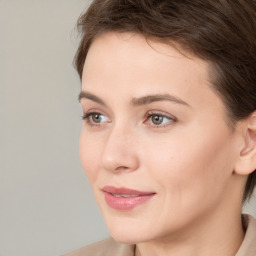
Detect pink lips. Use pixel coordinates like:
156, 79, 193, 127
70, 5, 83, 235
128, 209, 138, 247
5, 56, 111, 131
102, 186, 156, 211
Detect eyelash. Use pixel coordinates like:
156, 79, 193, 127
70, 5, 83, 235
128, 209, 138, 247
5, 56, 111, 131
144, 111, 176, 128
82, 111, 109, 127
82, 111, 176, 128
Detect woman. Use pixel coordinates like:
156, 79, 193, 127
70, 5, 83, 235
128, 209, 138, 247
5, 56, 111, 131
65, 0, 256, 255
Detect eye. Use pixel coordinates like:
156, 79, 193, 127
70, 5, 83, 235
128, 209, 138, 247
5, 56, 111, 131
82, 112, 111, 126
150, 114, 166, 125
145, 112, 176, 127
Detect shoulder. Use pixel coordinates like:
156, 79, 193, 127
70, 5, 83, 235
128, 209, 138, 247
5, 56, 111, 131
62, 237, 135, 256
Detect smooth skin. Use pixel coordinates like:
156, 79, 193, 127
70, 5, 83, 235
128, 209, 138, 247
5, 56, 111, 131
79, 32, 256, 256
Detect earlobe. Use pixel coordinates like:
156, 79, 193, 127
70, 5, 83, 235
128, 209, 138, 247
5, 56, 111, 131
234, 112, 256, 175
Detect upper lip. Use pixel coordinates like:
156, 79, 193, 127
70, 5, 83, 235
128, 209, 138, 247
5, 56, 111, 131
102, 186, 156, 196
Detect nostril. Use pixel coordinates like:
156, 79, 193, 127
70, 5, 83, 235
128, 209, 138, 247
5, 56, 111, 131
114, 166, 130, 172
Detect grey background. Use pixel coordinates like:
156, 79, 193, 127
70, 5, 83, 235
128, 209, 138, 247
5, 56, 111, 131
0, 1, 255, 256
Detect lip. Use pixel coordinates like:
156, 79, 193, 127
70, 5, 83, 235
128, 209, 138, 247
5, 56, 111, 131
102, 186, 156, 211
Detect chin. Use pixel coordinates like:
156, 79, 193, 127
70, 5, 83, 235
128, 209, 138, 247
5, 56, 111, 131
111, 233, 139, 244
103, 214, 155, 244
109, 228, 147, 244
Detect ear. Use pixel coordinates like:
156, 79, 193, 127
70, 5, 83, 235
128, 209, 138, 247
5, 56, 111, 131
234, 111, 256, 175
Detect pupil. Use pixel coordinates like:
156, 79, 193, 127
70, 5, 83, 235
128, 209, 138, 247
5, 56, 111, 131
92, 114, 101, 123
152, 115, 163, 125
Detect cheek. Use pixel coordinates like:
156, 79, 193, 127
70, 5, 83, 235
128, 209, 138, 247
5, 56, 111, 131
144, 125, 235, 205
79, 130, 102, 184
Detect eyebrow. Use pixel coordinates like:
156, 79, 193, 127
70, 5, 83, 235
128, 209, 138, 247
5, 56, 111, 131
131, 94, 190, 107
79, 91, 191, 108
79, 91, 106, 106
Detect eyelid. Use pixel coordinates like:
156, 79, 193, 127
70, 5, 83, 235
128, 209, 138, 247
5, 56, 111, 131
144, 110, 177, 127
82, 108, 109, 118
82, 109, 111, 127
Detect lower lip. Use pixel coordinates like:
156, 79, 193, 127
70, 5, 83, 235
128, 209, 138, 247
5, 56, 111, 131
104, 192, 155, 211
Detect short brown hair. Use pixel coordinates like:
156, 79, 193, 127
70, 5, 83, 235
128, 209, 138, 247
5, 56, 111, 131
75, 0, 256, 202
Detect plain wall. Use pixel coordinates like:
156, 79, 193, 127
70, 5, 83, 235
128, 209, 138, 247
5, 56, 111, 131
1, 1, 256, 256
0, 1, 109, 256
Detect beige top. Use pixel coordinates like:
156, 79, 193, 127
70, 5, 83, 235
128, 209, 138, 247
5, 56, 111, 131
64, 214, 256, 256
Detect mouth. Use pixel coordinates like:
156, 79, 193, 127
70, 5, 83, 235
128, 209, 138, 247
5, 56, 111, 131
102, 186, 156, 211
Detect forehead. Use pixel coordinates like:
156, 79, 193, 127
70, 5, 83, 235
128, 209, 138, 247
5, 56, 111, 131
85, 32, 203, 65
83, 33, 211, 98
83, 32, 210, 83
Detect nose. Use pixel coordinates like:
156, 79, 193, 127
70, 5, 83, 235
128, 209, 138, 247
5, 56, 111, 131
101, 125, 139, 173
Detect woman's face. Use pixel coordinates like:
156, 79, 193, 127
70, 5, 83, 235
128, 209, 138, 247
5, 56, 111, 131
79, 32, 242, 243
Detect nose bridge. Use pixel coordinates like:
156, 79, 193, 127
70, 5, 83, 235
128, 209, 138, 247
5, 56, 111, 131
101, 121, 139, 173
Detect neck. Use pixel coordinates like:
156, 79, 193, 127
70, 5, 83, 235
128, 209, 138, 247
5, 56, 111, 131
135, 211, 245, 256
